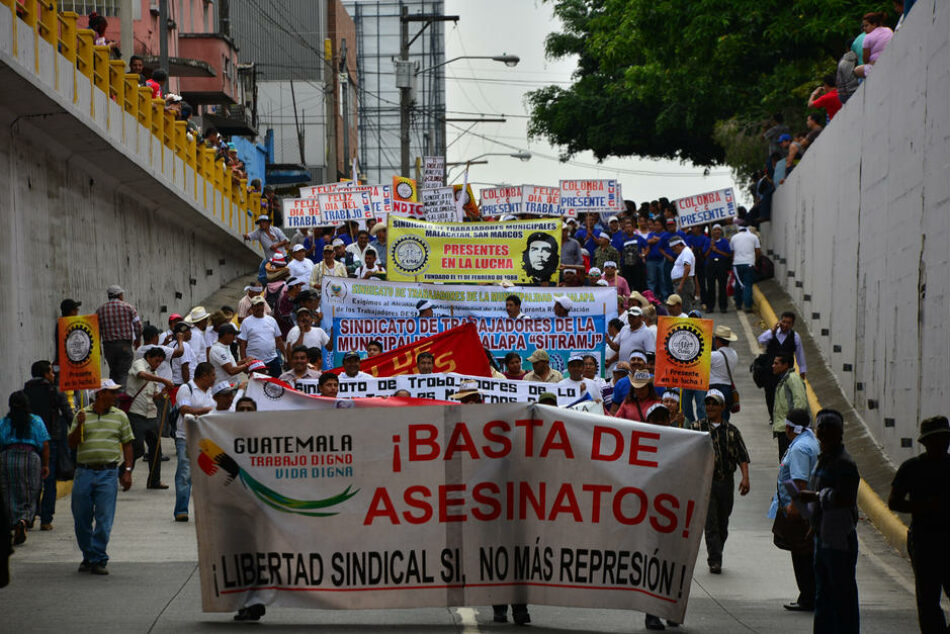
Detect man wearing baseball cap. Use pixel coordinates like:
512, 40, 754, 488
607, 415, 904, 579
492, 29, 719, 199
888, 415, 950, 632
692, 389, 751, 575
552, 296, 573, 318
669, 236, 697, 314
288, 243, 315, 282
557, 354, 588, 395
67, 379, 135, 575
341, 352, 372, 379
524, 350, 563, 384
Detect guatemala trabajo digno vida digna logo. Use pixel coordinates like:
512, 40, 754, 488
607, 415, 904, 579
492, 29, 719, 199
197, 439, 358, 517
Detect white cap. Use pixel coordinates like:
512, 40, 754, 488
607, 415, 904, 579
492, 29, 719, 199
212, 381, 236, 396
663, 392, 680, 403
292, 244, 306, 253
96, 378, 122, 392
553, 296, 573, 310
608, 216, 620, 224
332, 238, 345, 247
287, 276, 305, 287
627, 306, 643, 317
568, 354, 585, 364
596, 279, 609, 286
705, 389, 725, 405
416, 299, 434, 312
668, 237, 685, 247
500, 214, 518, 222
587, 267, 602, 277
629, 350, 647, 362
603, 260, 617, 269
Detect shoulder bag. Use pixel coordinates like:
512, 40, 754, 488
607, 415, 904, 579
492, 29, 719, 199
719, 350, 741, 413
116, 382, 148, 413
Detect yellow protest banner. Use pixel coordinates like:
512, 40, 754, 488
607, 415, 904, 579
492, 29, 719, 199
654, 316, 713, 390
387, 216, 562, 284
58, 314, 102, 390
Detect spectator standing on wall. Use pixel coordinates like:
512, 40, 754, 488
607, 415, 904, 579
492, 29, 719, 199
888, 415, 950, 634
803, 113, 825, 150
729, 222, 761, 313
807, 74, 843, 122
244, 215, 289, 262
96, 286, 142, 389
855, 12, 894, 78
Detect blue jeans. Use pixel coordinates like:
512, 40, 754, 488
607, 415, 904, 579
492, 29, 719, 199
681, 389, 706, 423
174, 438, 191, 517
733, 263, 756, 309
646, 260, 665, 299
71, 466, 118, 565
39, 440, 59, 524
814, 533, 860, 634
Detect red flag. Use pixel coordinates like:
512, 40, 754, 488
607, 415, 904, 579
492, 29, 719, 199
329, 322, 491, 377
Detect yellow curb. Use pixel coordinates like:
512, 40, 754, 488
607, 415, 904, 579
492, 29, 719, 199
752, 285, 908, 554
56, 479, 73, 500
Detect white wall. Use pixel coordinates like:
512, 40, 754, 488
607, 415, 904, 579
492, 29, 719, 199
768, 0, 949, 464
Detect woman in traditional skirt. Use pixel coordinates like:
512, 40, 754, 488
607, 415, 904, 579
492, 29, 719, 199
0, 391, 50, 545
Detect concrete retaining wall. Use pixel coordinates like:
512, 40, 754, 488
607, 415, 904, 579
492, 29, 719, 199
0, 11, 261, 398
767, 0, 949, 465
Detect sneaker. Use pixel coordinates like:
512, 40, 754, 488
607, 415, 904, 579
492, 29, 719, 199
175, 514, 189, 522
645, 614, 666, 630
161, 455, 170, 462
40, 523, 53, 531
233, 604, 266, 621
783, 601, 814, 612
90, 563, 109, 575
78, 560, 93, 573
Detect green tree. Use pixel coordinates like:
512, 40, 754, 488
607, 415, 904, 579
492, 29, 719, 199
528, 0, 888, 169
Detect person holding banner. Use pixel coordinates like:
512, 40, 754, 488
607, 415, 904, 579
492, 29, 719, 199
692, 389, 751, 575
173, 362, 216, 522
341, 352, 372, 379
523, 350, 562, 384
502, 353, 528, 380
279, 346, 321, 384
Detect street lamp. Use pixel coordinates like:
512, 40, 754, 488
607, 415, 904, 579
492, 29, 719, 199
396, 36, 521, 175
447, 151, 532, 182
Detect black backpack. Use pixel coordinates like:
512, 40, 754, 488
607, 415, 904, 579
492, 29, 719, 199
751, 353, 772, 388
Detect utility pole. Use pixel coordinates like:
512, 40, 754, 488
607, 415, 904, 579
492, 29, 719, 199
340, 39, 350, 176
159, 0, 168, 90
397, 8, 458, 177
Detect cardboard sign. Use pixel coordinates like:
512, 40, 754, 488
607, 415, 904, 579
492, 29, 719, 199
421, 186, 459, 223
479, 186, 524, 217
674, 188, 737, 228
422, 156, 445, 189
520, 185, 562, 216
559, 179, 624, 217
282, 197, 323, 229
654, 316, 713, 390
316, 191, 374, 224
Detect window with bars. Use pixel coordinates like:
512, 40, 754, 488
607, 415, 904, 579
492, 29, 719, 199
58, 0, 119, 17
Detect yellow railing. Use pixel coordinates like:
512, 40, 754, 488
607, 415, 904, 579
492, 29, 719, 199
4, 1, 259, 237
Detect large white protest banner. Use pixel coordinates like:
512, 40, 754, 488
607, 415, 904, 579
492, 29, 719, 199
189, 403, 713, 621
292, 372, 584, 405
316, 191, 374, 224
321, 277, 619, 322
299, 182, 342, 199
674, 187, 737, 229
351, 184, 394, 218
559, 179, 624, 217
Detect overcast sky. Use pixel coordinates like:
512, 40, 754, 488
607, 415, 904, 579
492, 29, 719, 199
441, 0, 741, 205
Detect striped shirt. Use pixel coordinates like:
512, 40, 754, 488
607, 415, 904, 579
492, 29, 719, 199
70, 406, 134, 465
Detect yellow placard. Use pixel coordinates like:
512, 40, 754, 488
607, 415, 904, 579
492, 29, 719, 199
392, 176, 418, 202
58, 314, 102, 390
387, 216, 562, 284
654, 316, 713, 390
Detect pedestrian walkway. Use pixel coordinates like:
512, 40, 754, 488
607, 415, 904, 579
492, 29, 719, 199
4, 308, 920, 633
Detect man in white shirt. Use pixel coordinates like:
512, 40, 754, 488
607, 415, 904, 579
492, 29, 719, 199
669, 236, 697, 313
505, 295, 526, 319
288, 244, 315, 282
345, 230, 372, 264
557, 355, 591, 398
609, 307, 656, 364
173, 361, 216, 522
708, 325, 740, 422
135, 324, 184, 382
341, 352, 373, 379
209, 324, 251, 385
279, 345, 322, 384
355, 248, 386, 279
284, 308, 331, 360
238, 296, 285, 378
169, 322, 195, 385
185, 306, 213, 363
729, 222, 762, 312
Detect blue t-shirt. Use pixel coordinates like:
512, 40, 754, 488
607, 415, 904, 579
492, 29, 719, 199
768, 429, 820, 518
614, 232, 644, 254
686, 234, 709, 256
573, 228, 601, 255
646, 232, 665, 260
707, 237, 732, 260
0, 414, 51, 450
659, 231, 674, 259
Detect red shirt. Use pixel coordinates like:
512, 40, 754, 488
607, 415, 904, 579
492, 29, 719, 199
145, 79, 162, 100
811, 90, 842, 120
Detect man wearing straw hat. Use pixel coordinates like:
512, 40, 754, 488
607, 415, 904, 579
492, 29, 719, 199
708, 325, 740, 422
185, 306, 214, 363
68, 379, 135, 575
